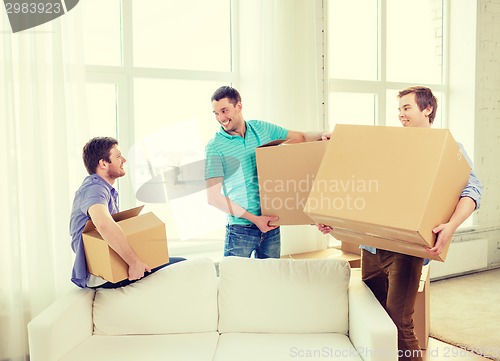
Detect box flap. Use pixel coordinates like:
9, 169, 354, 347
82, 205, 145, 233
258, 139, 287, 148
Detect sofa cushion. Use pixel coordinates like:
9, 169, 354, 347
92, 258, 218, 335
60, 333, 220, 361
218, 257, 350, 334
213, 333, 362, 361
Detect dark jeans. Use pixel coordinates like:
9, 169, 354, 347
224, 224, 280, 258
97, 257, 186, 289
361, 249, 424, 361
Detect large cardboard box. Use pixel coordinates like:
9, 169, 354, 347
304, 125, 471, 261
256, 140, 328, 225
82, 205, 169, 283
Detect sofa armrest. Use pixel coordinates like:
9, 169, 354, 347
28, 288, 95, 361
348, 269, 398, 361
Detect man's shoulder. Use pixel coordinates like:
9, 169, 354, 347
247, 119, 286, 134
76, 175, 112, 198
205, 131, 233, 151
205, 137, 221, 153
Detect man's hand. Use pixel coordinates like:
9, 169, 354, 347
316, 223, 333, 234
128, 259, 152, 281
427, 197, 476, 257
252, 215, 279, 233
426, 222, 456, 257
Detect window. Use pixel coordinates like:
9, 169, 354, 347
327, 0, 446, 129
82, 0, 232, 253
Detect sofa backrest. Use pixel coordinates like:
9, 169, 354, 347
92, 258, 218, 335
217, 257, 350, 334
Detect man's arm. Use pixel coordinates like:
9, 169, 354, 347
286, 130, 331, 142
427, 196, 477, 257
88, 204, 151, 280
206, 177, 278, 233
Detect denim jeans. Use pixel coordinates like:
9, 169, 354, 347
97, 257, 186, 289
361, 249, 424, 361
224, 224, 280, 258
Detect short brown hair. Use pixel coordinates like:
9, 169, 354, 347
211, 86, 241, 106
398, 86, 438, 124
82, 137, 118, 174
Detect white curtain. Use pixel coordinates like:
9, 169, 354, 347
236, 0, 328, 255
0, 7, 87, 361
237, 0, 324, 130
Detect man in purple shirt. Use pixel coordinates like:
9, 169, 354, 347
70, 137, 176, 288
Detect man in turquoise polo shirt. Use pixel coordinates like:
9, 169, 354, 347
205, 86, 329, 258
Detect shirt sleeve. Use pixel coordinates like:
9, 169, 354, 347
79, 183, 110, 216
205, 141, 224, 180
254, 120, 289, 141
458, 143, 483, 209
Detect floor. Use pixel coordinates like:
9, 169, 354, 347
424, 338, 493, 360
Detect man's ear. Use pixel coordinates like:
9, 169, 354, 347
98, 159, 107, 169
425, 106, 433, 116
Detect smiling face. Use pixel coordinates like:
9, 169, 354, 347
398, 92, 432, 128
212, 97, 245, 136
103, 145, 126, 181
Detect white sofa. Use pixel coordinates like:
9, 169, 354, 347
28, 257, 398, 361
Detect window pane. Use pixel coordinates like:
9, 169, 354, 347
329, 0, 378, 81
130, 79, 226, 241
83, 0, 121, 66
386, 0, 443, 83
133, 0, 230, 71
385, 89, 443, 128
329, 93, 376, 129
86, 84, 117, 137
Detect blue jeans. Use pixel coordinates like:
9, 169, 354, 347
97, 257, 186, 289
224, 224, 280, 258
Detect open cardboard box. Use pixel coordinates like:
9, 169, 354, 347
256, 140, 328, 225
82, 205, 169, 283
283, 247, 361, 268
304, 124, 471, 261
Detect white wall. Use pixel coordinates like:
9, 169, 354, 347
474, 0, 500, 267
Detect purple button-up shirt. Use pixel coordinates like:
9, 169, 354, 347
69, 174, 119, 288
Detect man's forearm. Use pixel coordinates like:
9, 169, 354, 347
303, 131, 325, 142
447, 196, 477, 230
97, 220, 141, 266
207, 191, 254, 221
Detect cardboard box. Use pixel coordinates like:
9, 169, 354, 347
283, 247, 361, 268
341, 241, 361, 256
256, 140, 328, 225
304, 125, 471, 261
82, 205, 169, 283
414, 264, 430, 349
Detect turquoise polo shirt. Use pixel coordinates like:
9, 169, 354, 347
205, 120, 288, 225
